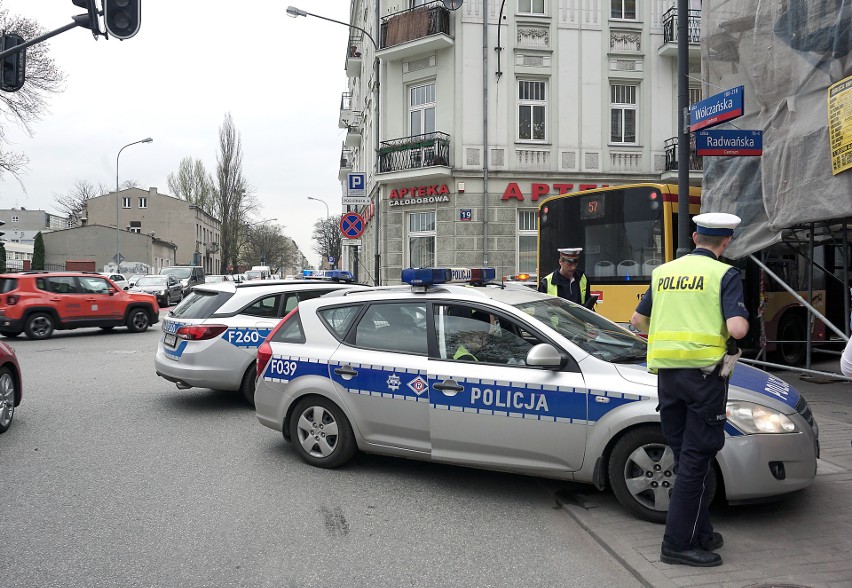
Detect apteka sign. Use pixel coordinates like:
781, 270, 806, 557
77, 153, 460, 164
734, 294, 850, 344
689, 85, 744, 132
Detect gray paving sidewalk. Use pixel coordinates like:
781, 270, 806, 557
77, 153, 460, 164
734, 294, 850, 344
558, 366, 852, 588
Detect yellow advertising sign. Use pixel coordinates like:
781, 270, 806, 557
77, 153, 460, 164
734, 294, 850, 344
828, 75, 852, 175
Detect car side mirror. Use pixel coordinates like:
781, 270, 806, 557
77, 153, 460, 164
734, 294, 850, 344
525, 343, 565, 369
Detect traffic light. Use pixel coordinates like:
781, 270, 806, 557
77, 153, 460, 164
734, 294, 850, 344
104, 0, 141, 40
0, 34, 25, 93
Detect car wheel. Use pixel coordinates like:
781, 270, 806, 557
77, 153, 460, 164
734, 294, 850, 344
289, 396, 356, 469
25, 313, 54, 340
240, 363, 257, 407
126, 309, 150, 333
0, 330, 20, 338
608, 426, 717, 523
0, 366, 16, 434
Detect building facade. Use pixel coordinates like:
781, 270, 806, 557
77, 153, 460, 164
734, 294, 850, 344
82, 187, 222, 273
42, 225, 177, 274
0, 208, 71, 245
338, 0, 701, 284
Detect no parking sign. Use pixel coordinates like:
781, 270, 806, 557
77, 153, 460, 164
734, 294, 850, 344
340, 212, 365, 239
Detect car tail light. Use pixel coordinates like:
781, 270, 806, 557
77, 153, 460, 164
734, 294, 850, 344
256, 308, 297, 376
6, 294, 19, 305
176, 324, 228, 341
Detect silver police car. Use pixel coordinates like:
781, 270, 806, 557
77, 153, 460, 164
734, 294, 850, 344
254, 267, 819, 522
155, 270, 364, 405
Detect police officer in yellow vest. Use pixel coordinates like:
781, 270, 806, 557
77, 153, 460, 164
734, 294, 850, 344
538, 247, 590, 305
630, 213, 749, 568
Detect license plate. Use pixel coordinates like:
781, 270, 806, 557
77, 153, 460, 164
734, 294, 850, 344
164, 333, 177, 347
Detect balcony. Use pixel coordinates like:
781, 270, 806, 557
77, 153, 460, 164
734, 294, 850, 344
661, 136, 703, 185
344, 112, 363, 148
346, 33, 364, 78
658, 7, 701, 60
378, 2, 454, 61
377, 131, 452, 183
339, 92, 354, 129
338, 145, 354, 181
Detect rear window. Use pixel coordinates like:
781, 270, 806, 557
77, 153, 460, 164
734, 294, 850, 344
0, 278, 18, 293
170, 290, 233, 319
318, 305, 362, 340
269, 310, 306, 344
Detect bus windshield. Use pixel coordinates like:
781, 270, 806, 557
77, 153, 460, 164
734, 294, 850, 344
539, 186, 665, 282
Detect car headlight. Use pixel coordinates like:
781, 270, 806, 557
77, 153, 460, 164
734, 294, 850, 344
160, 290, 167, 296
726, 401, 799, 434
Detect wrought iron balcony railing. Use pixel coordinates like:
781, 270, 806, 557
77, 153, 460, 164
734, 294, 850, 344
380, 1, 451, 49
379, 132, 450, 173
662, 8, 701, 45
664, 136, 703, 172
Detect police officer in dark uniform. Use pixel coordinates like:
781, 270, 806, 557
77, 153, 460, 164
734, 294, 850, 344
630, 213, 749, 568
538, 247, 591, 306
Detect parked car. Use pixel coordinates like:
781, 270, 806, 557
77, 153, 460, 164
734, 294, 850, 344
244, 270, 264, 281
0, 340, 21, 434
160, 266, 205, 296
204, 274, 232, 284
254, 267, 819, 523
155, 271, 361, 405
129, 274, 183, 307
127, 274, 145, 288
0, 271, 160, 340
100, 273, 129, 290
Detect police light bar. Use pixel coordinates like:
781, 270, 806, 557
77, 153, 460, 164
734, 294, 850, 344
302, 269, 354, 281
401, 267, 496, 286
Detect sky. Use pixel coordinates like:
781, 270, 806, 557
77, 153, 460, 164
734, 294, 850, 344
0, 0, 351, 267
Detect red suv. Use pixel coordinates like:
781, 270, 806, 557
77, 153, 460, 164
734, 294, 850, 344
0, 271, 160, 340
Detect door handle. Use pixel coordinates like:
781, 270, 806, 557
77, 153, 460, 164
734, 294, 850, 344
334, 366, 358, 377
433, 380, 463, 396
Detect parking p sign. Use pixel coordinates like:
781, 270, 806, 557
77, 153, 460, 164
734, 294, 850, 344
345, 172, 369, 205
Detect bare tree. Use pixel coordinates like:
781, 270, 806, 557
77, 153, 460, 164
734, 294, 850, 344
53, 179, 107, 220
0, 4, 66, 180
312, 215, 342, 269
167, 156, 215, 215
213, 113, 257, 273
240, 223, 293, 274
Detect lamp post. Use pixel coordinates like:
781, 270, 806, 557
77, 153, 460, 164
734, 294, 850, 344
288, 5, 380, 285
306, 196, 330, 219
115, 137, 153, 271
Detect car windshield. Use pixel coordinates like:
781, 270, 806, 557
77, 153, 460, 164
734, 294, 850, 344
136, 276, 167, 287
162, 268, 191, 279
170, 290, 233, 319
512, 297, 647, 363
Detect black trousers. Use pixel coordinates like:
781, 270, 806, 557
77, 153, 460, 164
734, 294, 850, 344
658, 367, 727, 551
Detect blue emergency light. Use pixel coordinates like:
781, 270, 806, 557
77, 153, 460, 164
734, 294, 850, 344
302, 269, 354, 281
401, 267, 496, 287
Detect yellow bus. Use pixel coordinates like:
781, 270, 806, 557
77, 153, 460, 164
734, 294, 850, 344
537, 183, 832, 365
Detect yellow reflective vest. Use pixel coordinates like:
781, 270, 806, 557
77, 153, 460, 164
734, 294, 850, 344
646, 254, 730, 370
544, 272, 587, 304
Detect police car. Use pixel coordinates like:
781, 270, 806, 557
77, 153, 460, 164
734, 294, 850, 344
253, 267, 819, 522
154, 270, 364, 405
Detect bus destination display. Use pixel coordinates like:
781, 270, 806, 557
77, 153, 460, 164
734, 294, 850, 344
580, 195, 605, 220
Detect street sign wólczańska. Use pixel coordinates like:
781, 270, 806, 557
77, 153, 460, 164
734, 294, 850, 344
689, 85, 744, 132
695, 130, 763, 156
340, 212, 365, 239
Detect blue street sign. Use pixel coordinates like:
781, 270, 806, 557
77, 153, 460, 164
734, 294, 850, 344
695, 130, 763, 156
347, 172, 366, 197
689, 86, 744, 132
340, 212, 365, 239
459, 209, 472, 221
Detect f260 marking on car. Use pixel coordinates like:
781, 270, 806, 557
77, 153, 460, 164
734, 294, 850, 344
162, 320, 182, 334
225, 328, 271, 348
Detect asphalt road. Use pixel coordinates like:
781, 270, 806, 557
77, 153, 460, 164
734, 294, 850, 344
1, 321, 640, 588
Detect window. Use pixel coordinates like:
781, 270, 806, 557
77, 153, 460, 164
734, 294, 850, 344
270, 309, 306, 344
518, 0, 545, 15
408, 211, 436, 268
79, 277, 111, 294
139, 197, 147, 208
130, 227, 141, 234
409, 83, 436, 137
518, 210, 538, 275
689, 86, 702, 106
10, 215, 18, 223
411, 0, 428, 7
611, 0, 637, 20
433, 304, 538, 365
318, 305, 362, 340
122, 197, 131, 208
610, 84, 637, 144
518, 80, 547, 141
353, 302, 428, 354
243, 295, 281, 318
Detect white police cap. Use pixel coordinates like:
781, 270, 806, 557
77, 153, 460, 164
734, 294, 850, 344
557, 247, 582, 259
693, 212, 741, 236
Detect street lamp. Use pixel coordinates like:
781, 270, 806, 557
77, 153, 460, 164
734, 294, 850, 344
116, 137, 153, 270
306, 196, 330, 219
288, 5, 380, 285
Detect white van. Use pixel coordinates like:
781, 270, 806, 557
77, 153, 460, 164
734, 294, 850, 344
250, 265, 272, 280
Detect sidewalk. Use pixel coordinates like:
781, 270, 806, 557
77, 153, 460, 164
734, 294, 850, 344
558, 362, 852, 588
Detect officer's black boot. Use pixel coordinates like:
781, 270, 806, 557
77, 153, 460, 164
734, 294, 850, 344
660, 544, 723, 567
